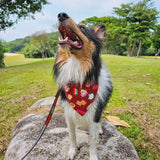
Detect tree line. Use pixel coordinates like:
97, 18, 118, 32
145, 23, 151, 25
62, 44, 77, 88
21, 31, 58, 58
0, 0, 49, 67
1, 0, 160, 67
81, 0, 160, 57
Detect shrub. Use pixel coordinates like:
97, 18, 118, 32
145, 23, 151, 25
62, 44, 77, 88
0, 41, 5, 67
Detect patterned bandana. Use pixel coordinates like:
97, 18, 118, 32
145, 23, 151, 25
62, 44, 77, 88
64, 82, 98, 116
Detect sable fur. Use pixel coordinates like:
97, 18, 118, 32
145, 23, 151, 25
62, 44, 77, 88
54, 13, 113, 160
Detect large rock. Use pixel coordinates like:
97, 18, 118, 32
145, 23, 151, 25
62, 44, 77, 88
29, 96, 63, 115
5, 98, 139, 160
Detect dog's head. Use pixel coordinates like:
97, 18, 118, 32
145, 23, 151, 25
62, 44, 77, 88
58, 12, 106, 52
54, 13, 106, 83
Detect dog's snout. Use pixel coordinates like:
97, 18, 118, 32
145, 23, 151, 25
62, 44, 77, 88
58, 12, 69, 22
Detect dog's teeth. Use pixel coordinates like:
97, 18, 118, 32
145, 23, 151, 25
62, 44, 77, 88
64, 37, 68, 41
74, 41, 78, 45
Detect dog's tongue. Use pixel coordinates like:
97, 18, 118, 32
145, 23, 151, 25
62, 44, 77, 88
58, 26, 82, 48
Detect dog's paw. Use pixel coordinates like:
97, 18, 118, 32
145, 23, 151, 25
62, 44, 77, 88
68, 147, 76, 160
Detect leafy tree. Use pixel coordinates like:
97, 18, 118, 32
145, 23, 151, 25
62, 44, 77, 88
22, 43, 42, 58
22, 31, 55, 58
114, 0, 159, 57
145, 45, 156, 56
0, 0, 49, 31
81, 16, 117, 28
31, 31, 50, 58
113, 3, 135, 56
105, 23, 125, 55
152, 24, 160, 56
81, 16, 123, 55
132, 0, 158, 57
49, 39, 58, 54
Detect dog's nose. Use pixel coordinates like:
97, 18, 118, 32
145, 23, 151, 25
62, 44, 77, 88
58, 12, 69, 22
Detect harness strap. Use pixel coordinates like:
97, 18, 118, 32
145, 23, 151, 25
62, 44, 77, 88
21, 87, 61, 160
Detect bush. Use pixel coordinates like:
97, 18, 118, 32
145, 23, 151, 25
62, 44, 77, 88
22, 43, 42, 58
145, 46, 156, 56
0, 41, 5, 67
22, 43, 55, 58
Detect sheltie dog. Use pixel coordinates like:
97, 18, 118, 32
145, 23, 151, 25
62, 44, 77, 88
54, 13, 113, 160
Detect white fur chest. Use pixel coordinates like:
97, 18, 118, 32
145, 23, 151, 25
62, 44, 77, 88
56, 55, 85, 85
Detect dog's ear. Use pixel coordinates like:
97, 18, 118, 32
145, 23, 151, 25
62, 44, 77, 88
94, 24, 106, 40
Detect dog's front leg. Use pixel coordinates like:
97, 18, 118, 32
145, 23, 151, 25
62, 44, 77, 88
89, 122, 99, 160
66, 117, 77, 160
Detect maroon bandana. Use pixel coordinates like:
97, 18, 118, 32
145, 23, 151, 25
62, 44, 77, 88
64, 82, 98, 116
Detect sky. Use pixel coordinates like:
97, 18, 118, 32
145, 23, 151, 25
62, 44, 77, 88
0, 0, 160, 42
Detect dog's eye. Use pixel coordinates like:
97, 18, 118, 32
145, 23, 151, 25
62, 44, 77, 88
79, 26, 83, 30
79, 25, 85, 30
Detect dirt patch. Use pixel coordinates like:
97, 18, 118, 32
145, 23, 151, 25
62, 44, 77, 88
106, 101, 160, 152
18, 105, 63, 123
28, 105, 63, 115
11, 94, 36, 103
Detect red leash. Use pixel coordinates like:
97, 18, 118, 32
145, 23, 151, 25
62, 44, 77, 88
21, 87, 61, 160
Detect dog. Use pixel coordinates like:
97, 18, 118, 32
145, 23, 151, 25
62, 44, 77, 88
54, 12, 113, 160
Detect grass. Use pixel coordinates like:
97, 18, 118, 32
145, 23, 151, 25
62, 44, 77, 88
102, 55, 160, 160
4, 54, 42, 67
116, 113, 159, 160
0, 55, 160, 159
103, 55, 160, 111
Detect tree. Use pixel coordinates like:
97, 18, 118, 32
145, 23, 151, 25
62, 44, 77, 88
22, 31, 55, 58
4, 36, 31, 53
113, 0, 159, 57
81, 16, 117, 28
0, 40, 5, 67
22, 43, 42, 58
0, 0, 49, 31
49, 39, 58, 54
81, 16, 124, 55
132, 0, 158, 57
81, 0, 159, 57
31, 31, 50, 58
152, 24, 160, 56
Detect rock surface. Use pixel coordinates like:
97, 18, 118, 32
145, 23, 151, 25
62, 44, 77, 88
29, 96, 63, 115
5, 98, 140, 160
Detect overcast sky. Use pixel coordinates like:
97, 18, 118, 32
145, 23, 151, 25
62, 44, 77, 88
0, 0, 160, 42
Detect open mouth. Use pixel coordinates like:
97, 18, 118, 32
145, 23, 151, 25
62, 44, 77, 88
58, 26, 83, 49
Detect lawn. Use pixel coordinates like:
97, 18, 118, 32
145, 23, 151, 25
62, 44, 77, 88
0, 55, 160, 159
4, 54, 42, 67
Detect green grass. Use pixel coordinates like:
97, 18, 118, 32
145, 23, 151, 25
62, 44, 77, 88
0, 55, 160, 159
0, 58, 58, 159
103, 55, 160, 112
116, 113, 159, 160
4, 54, 42, 67
102, 55, 160, 160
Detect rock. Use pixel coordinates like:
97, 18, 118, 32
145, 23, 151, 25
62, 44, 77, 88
30, 97, 55, 109
5, 113, 139, 160
29, 96, 63, 115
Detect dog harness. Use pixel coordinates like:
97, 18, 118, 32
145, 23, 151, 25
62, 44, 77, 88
64, 82, 98, 116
